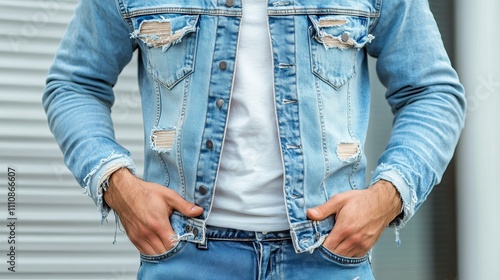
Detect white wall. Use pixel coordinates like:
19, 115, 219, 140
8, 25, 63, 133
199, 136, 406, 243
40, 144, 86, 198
456, 0, 500, 278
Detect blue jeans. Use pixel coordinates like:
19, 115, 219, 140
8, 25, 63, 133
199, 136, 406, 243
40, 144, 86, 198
138, 226, 374, 279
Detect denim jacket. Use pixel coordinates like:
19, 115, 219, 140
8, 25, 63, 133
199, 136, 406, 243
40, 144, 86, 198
43, 0, 466, 253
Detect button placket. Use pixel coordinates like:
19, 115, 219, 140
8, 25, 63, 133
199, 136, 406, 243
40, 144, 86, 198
193, 14, 239, 216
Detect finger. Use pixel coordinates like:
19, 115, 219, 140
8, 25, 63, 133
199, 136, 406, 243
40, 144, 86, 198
146, 231, 171, 255
121, 210, 173, 255
164, 188, 204, 217
331, 237, 368, 258
321, 202, 356, 256
144, 209, 181, 254
158, 223, 179, 252
322, 222, 347, 255
135, 242, 156, 256
307, 194, 343, 221
327, 217, 371, 257
324, 228, 362, 257
124, 223, 167, 255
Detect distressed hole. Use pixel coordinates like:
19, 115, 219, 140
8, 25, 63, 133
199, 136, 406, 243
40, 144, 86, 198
318, 19, 348, 27
337, 142, 360, 161
152, 129, 176, 150
140, 21, 171, 35
138, 21, 185, 48
322, 36, 348, 48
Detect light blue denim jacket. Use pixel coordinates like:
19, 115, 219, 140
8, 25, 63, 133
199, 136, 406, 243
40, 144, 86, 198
43, 0, 466, 253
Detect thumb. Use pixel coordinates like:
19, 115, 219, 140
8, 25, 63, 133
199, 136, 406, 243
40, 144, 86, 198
164, 189, 204, 217
307, 194, 342, 221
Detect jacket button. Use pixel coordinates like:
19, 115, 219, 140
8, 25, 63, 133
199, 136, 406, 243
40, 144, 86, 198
219, 61, 228, 70
225, 0, 234, 7
341, 32, 350, 43
199, 185, 208, 195
193, 227, 199, 236
206, 140, 214, 150
185, 225, 192, 233
216, 99, 225, 108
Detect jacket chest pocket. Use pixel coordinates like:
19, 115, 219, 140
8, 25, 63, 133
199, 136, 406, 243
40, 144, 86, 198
132, 14, 199, 90
308, 15, 373, 90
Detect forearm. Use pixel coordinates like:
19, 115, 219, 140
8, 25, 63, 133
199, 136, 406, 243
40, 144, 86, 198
44, 81, 136, 219
43, 0, 137, 218
367, 0, 466, 228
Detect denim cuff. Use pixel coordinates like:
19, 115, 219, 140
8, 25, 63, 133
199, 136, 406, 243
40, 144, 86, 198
371, 164, 418, 245
83, 153, 136, 224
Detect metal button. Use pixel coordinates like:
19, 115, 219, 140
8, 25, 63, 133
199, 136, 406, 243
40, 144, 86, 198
225, 0, 235, 7
199, 185, 208, 195
219, 61, 228, 70
185, 225, 192, 233
216, 99, 225, 108
193, 227, 199, 236
341, 32, 350, 43
206, 140, 214, 150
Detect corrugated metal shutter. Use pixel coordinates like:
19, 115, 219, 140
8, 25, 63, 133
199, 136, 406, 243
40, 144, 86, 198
0, 1, 141, 279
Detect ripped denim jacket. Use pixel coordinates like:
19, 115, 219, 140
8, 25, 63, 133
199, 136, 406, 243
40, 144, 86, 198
43, 0, 466, 253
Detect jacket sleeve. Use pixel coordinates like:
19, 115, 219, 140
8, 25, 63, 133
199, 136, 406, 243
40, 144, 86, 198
43, 0, 137, 221
365, 0, 466, 234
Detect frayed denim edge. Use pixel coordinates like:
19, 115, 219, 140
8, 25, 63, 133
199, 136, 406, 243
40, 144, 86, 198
82, 153, 136, 244
371, 163, 418, 247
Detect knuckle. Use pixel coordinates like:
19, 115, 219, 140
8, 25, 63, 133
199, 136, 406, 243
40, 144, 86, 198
359, 239, 373, 251
148, 222, 161, 233
350, 235, 363, 246
138, 227, 155, 239
339, 225, 354, 236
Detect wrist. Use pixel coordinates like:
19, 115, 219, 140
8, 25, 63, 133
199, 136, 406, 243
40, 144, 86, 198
104, 168, 136, 209
369, 180, 403, 222
108, 168, 135, 190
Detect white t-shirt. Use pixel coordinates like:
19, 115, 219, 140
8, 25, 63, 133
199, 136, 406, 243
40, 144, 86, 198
206, 0, 289, 231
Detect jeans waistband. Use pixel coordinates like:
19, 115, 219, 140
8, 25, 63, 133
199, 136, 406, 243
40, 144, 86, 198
205, 226, 291, 242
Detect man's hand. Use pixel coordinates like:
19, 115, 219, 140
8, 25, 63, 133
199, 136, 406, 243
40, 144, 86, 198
307, 180, 402, 257
103, 168, 204, 255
